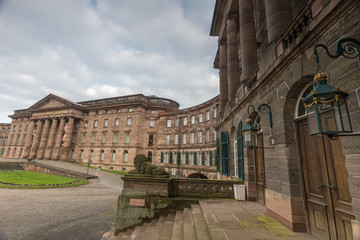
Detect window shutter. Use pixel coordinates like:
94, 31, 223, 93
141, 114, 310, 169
186, 152, 189, 164
237, 121, 244, 181
194, 152, 197, 165
161, 152, 164, 163
177, 151, 180, 164
202, 151, 205, 165
209, 150, 213, 166
169, 152, 173, 164
221, 132, 230, 175
216, 139, 220, 171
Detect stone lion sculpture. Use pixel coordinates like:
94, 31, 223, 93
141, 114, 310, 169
128, 154, 169, 176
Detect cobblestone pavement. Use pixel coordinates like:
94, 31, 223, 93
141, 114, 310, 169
0, 159, 123, 240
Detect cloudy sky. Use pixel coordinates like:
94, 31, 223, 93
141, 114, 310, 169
0, 0, 218, 123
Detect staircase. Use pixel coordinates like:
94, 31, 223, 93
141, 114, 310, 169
104, 200, 317, 240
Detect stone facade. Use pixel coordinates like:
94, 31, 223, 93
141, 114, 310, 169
4, 94, 219, 178
210, 0, 360, 238
0, 123, 10, 156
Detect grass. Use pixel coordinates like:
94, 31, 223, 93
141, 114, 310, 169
0, 170, 88, 189
69, 162, 127, 175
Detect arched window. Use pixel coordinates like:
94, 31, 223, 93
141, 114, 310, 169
111, 151, 116, 162
123, 150, 128, 162
296, 83, 313, 118
221, 131, 230, 175
80, 149, 84, 160
100, 150, 105, 161
90, 150, 94, 161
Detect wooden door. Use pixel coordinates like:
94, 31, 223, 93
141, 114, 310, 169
297, 119, 355, 240
255, 133, 266, 205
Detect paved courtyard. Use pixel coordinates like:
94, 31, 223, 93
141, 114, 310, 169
0, 159, 123, 240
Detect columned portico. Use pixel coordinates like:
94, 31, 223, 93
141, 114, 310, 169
29, 120, 43, 159
52, 118, 66, 160
61, 117, 74, 161
226, 13, 240, 101
37, 119, 51, 159
44, 118, 58, 160
23, 121, 35, 158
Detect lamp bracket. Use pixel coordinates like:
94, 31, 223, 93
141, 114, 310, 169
247, 104, 273, 128
314, 38, 360, 66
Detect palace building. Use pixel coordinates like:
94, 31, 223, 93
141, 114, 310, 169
2, 93, 219, 178
210, 0, 360, 239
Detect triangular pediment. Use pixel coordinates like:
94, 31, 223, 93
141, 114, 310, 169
28, 94, 82, 110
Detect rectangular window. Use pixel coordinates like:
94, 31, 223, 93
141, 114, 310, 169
165, 153, 169, 164
82, 133, 86, 144
181, 153, 186, 164
25, 125, 28, 131
206, 129, 210, 143
206, 152, 210, 166
166, 134, 171, 145
213, 107, 217, 118
80, 150, 84, 160
113, 132, 118, 143
91, 133, 96, 143
72, 133, 77, 143
149, 134, 154, 145
183, 117, 187, 126
175, 118, 180, 127
191, 115, 195, 125
190, 152, 194, 165
104, 119, 108, 128
102, 132, 107, 144
22, 135, 26, 144
127, 118, 131, 126
125, 132, 130, 143
106, 110, 110, 114
150, 120, 155, 128
13, 125, 16, 132
117, 109, 121, 113
182, 133, 187, 144
84, 121, 88, 128
124, 152, 128, 162
199, 113, 203, 123
10, 135, 14, 144
206, 111, 210, 121
171, 168, 177, 176
15, 135, 20, 145
128, 108, 132, 112
115, 118, 120, 126
167, 119, 172, 128
198, 131, 202, 143
111, 151, 116, 161
94, 120, 98, 128
174, 134, 179, 145
19, 125, 22, 132
151, 110, 155, 114
190, 132, 195, 144
101, 151, 105, 161
213, 130, 217, 141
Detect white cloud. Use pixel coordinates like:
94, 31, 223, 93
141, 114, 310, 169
0, 0, 218, 123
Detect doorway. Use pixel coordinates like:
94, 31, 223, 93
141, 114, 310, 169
297, 118, 355, 240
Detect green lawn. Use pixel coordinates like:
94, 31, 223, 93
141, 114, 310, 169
0, 170, 88, 189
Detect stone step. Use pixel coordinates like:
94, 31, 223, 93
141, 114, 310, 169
119, 228, 133, 239
170, 211, 183, 240
198, 201, 228, 240
148, 216, 167, 240
159, 214, 175, 240
183, 208, 196, 240
191, 205, 211, 240
132, 222, 151, 240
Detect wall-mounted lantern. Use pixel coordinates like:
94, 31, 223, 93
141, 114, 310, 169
243, 104, 273, 148
302, 38, 360, 139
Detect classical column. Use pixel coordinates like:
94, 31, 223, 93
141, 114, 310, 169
37, 119, 51, 159
219, 40, 229, 113
52, 118, 65, 160
29, 120, 43, 159
44, 118, 58, 160
239, 0, 258, 81
23, 121, 35, 158
226, 13, 241, 100
264, 0, 292, 43
61, 117, 74, 161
